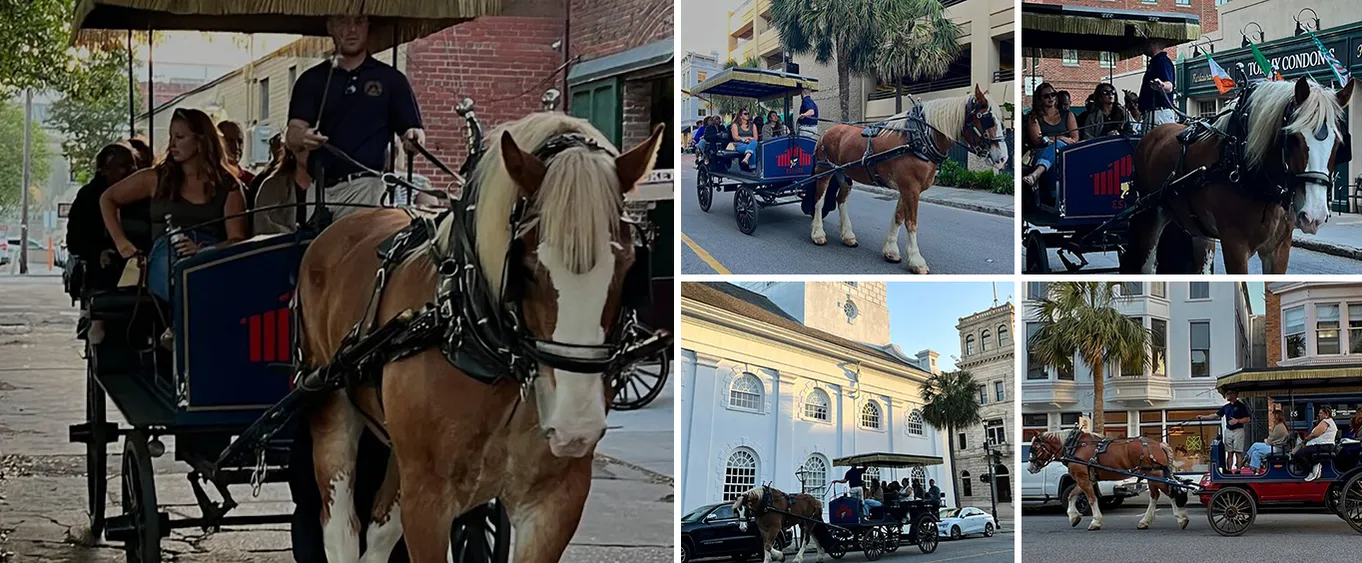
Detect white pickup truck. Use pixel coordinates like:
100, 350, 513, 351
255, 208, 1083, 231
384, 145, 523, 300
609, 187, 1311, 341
1020, 443, 1147, 514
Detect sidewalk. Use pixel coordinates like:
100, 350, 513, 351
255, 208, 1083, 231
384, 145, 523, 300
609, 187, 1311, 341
1294, 213, 1362, 260
851, 182, 1014, 218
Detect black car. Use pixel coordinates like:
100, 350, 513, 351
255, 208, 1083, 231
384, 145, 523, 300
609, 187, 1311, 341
681, 502, 792, 563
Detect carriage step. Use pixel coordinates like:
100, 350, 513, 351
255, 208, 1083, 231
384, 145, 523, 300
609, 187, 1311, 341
68, 421, 120, 444
105, 512, 170, 542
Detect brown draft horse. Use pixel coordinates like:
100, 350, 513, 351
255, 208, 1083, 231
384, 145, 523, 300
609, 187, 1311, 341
1123, 77, 1354, 274
296, 112, 665, 562
1027, 425, 1188, 531
732, 485, 831, 563
808, 85, 1008, 274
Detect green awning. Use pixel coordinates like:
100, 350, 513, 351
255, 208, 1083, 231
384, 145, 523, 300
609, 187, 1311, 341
1022, 2, 1201, 61
568, 39, 673, 86
833, 452, 944, 468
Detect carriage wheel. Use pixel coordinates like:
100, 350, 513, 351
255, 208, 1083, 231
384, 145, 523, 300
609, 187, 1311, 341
1342, 471, 1362, 533
1024, 230, 1050, 274
611, 349, 669, 411
449, 499, 511, 563
86, 360, 108, 537
697, 167, 714, 212
914, 515, 939, 554
883, 524, 901, 552
861, 527, 884, 561
1206, 487, 1256, 537
826, 527, 852, 559
120, 431, 160, 563
734, 187, 759, 235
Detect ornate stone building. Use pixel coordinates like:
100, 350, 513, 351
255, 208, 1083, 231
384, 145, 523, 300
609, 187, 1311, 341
953, 301, 1016, 505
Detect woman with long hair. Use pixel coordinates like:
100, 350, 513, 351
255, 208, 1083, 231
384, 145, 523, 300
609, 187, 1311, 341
253, 146, 313, 235
1245, 408, 1291, 473
1080, 83, 1134, 140
1022, 82, 1079, 188
100, 108, 248, 300
729, 108, 759, 169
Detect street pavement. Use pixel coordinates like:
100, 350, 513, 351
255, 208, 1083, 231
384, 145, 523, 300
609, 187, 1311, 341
680, 157, 1014, 275
1023, 504, 1358, 562
0, 275, 673, 562
1028, 230, 1362, 274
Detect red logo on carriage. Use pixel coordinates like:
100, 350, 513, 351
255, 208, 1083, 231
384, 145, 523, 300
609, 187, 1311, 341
240, 293, 293, 379
777, 146, 812, 169
835, 505, 853, 520
1091, 154, 1132, 197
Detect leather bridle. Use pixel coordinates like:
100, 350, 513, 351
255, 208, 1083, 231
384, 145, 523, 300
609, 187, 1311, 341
963, 97, 1005, 159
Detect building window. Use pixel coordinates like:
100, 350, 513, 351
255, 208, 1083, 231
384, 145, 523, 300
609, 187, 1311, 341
958, 432, 968, 450
800, 454, 829, 496
258, 77, 270, 120
995, 381, 1006, 402
865, 467, 882, 486
1318, 304, 1341, 355
1177, 0, 1190, 5
1349, 304, 1362, 354
1026, 322, 1045, 380
861, 401, 882, 430
997, 325, 1009, 347
907, 410, 926, 436
729, 372, 763, 411
965, 335, 976, 355
1190, 321, 1211, 376
981, 330, 992, 352
1022, 413, 1048, 441
845, 281, 858, 287
1120, 282, 1142, 296
986, 419, 1006, 446
1063, 49, 1079, 66
1151, 318, 1168, 375
1122, 316, 1145, 376
697, 71, 707, 82
1060, 412, 1081, 429
1143, 0, 1156, 4
723, 448, 759, 502
1198, 100, 1218, 117
1285, 306, 1306, 359
1099, 52, 1115, 68
979, 384, 988, 405
1189, 282, 1210, 300
804, 388, 831, 421
698, 108, 706, 116
912, 467, 928, 491
961, 471, 973, 497
1028, 282, 1048, 299
1151, 282, 1166, 298
288, 65, 297, 90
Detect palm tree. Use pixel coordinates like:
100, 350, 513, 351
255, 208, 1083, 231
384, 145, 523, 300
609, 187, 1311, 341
1028, 282, 1150, 434
770, 0, 885, 122
709, 56, 765, 121
920, 369, 981, 507
874, 0, 961, 114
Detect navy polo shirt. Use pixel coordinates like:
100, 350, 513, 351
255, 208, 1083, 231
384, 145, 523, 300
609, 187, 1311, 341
1218, 400, 1250, 430
288, 54, 422, 182
799, 95, 818, 126
1138, 52, 1176, 111
844, 467, 865, 488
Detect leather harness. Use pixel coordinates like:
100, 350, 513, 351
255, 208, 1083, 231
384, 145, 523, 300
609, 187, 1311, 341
849, 98, 1001, 189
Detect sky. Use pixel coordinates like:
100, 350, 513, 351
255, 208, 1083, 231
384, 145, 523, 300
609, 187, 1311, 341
1246, 282, 1265, 314
886, 282, 1013, 373
680, 0, 744, 59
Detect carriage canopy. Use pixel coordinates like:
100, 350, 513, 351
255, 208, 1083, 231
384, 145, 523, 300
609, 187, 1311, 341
691, 67, 820, 103
1022, 2, 1201, 61
833, 452, 944, 468
1215, 365, 1362, 398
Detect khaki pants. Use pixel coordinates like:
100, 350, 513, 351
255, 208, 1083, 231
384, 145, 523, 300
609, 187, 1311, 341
800, 124, 819, 137
1149, 108, 1177, 127
304, 176, 386, 223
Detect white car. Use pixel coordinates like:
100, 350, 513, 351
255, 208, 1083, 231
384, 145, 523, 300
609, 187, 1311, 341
936, 506, 996, 539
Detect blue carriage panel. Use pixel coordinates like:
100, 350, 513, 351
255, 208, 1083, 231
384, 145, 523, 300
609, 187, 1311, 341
829, 496, 861, 525
172, 233, 314, 414
759, 135, 817, 182
1056, 136, 1136, 224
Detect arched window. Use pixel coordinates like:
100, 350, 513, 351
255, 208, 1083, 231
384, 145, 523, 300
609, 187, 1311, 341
723, 448, 759, 501
997, 324, 1009, 347
864, 466, 882, 486
804, 388, 831, 422
964, 335, 976, 355
860, 401, 882, 429
981, 330, 992, 351
729, 372, 763, 411
907, 410, 925, 436
912, 467, 928, 492
800, 454, 829, 496
961, 471, 973, 497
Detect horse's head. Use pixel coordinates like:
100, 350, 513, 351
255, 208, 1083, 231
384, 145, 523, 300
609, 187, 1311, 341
495, 119, 666, 459
732, 487, 761, 532
964, 84, 1007, 170
1281, 77, 1353, 234
1027, 432, 1061, 474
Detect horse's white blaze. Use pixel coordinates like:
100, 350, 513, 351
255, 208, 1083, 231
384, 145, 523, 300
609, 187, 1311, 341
1297, 130, 1334, 233
359, 504, 402, 563
536, 241, 612, 459
323, 472, 360, 563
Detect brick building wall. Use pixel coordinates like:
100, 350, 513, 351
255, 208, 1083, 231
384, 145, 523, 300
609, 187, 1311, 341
1022, 0, 1219, 108
1265, 289, 1281, 367
569, 0, 672, 62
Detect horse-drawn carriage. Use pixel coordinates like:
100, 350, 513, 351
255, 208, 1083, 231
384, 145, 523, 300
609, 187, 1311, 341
824, 453, 944, 560
64, 2, 672, 561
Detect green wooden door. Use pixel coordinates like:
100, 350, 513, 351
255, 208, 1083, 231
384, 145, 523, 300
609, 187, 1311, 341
570, 78, 621, 147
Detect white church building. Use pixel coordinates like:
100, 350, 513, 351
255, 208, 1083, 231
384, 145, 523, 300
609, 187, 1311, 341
679, 282, 956, 518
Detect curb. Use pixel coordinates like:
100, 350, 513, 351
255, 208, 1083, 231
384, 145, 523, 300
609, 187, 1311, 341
1292, 234, 1362, 261
596, 452, 674, 486
851, 183, 1014, 218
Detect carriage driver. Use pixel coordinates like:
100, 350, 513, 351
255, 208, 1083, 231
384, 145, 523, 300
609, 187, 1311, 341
1197, 389, 1251, 472
286, 13, 425, 225
832, 464, 869, 514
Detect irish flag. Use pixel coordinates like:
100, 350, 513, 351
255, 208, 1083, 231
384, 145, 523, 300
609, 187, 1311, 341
1249, 42, 1284, 81
1206, 55, 1236, 94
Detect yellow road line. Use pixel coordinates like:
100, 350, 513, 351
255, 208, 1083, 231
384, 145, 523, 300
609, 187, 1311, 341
680, 232, 732, 275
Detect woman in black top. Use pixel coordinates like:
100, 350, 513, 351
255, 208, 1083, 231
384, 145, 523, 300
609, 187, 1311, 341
1080, 83, 1134, 140
1022, 82, 1079, 188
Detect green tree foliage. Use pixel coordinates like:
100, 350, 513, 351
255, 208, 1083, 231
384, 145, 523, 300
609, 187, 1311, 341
706, 57, 765, 122
0, 101, 53, 215
920, 370, 982, 507
0, 0, 72, 94
874, 0, 961, 113
50, 48, 141, 184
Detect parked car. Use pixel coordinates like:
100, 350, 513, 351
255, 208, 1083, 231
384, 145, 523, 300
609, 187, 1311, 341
1021, 443, 1146, 515
936, 506, 996, 539
681, 502, 791, 563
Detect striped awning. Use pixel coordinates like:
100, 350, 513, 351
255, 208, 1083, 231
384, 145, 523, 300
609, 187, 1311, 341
1022, 2, 1201, 60
833, 452, 945, 468
1216, 365, 1362, 397
692, 67, 820, 102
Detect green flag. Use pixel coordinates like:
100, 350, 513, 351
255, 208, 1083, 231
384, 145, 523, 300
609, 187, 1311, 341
1248, 42, 1282, 81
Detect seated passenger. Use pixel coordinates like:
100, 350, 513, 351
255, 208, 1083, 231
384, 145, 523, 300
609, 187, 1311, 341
253, 146, 313, 235
702, 116, 726, 157
1021, 82, 1078, 189
761, 110, 787, 138
1080, 83, 1134, 140
730, 109, 759, 170
1293, 406, 1338, 481
690, 119, 705, 153
68, 143, 138, 294
1245, 408, 1290, 473
100, 108, 248, 302
1347, 410, 1362, 439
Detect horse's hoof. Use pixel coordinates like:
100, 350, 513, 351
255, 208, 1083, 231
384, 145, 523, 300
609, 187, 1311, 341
842, 238, 858, 248
884, 253, 902, 263
1087, 524, 1101, 531
1179, 519, 1189, 530
1137, 522, 1149, 530
1070, 516, 1080, 527
812, 236, 827, 246
908, 264, 929, 274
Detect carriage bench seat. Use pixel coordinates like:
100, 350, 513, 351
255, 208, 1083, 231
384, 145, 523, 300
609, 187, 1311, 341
88, 288, 163, 323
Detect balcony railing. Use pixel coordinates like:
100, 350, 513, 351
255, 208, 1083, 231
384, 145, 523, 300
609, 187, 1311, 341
868, 74, 972, 100
993, 69, 1014, 83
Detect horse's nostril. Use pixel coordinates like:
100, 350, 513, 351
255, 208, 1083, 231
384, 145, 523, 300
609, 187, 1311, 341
544, 428, 556, 439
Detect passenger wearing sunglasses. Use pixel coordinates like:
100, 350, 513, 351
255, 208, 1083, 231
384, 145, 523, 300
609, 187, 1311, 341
1022, 83, 1078, 188
729, 109, 759, 170
1080, 83, 1134, 141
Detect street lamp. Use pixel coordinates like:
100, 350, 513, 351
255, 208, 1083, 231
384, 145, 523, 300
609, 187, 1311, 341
1240, 22, 1265, 48
1191, 36, 1215, 58
982, 439, 1006, 528
1294, 8, 1320, 36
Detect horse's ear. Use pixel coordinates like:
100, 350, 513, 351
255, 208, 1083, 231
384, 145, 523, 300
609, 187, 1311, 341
1338, 78, 1355, 109
974, 84, 987, 102
615, 123, 666, 195
500, 131, 546, 197
1295, 76, 1311, 106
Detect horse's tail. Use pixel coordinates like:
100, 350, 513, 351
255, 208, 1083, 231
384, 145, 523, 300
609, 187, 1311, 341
1159, 442, 1184, 471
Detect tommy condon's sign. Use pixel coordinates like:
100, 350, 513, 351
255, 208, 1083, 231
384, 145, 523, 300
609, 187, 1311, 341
1188, 38, 1351, 89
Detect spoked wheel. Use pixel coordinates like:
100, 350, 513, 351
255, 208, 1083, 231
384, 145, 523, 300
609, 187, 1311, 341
120, 431, 160, 563
86, 359, 108, 537
826, 527, 852, 559
450, 499, 512, 563
1207, 487, 1257, 537
860, 527, 884, 561
1024, 230, 1050, 274
611, 349, 670, 411
915, 515, 939, 554
1342, 471, 1362, 533
697, 166, 714, 212
734, 187, 759, 235
883, 524, 901, 552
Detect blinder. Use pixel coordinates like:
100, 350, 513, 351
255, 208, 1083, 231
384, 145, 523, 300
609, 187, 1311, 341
963, 97, 1004, 159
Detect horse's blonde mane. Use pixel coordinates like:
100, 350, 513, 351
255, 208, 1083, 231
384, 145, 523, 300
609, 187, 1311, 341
1213, 79, 1343, 172
880, 91, 989, 140
434, 112, 620, 298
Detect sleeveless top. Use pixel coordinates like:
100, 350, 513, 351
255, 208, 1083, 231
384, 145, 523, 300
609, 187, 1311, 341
1308, 418, 1338, 446
735, 121, 755, 139
1037, 109, 1071, 139
151, 184, 232, 242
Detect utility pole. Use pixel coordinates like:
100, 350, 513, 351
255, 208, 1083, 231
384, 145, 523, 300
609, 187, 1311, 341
20, 89, 33, 274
